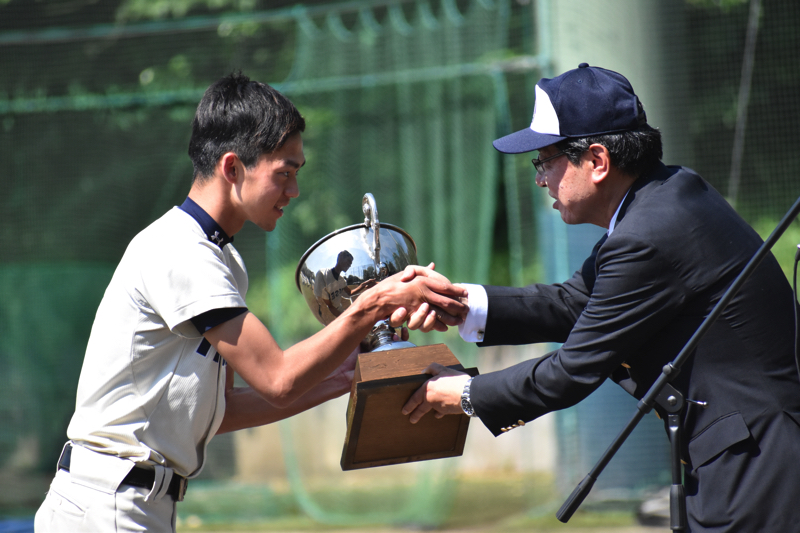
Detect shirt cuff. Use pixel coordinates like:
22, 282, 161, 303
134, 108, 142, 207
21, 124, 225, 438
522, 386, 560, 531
458, 283, 488, 343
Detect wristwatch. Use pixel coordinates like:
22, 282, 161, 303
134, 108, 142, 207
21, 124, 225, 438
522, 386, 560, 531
461, 376, 476, 417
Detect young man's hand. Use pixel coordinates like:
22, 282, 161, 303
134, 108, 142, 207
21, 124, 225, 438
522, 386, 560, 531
387, 263, 469, 332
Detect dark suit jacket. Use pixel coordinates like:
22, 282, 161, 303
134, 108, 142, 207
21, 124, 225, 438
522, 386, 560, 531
471, 163, 800, 531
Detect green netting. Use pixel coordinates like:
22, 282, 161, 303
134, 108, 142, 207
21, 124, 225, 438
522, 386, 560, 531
2, 0, 800, 528
268, 2, 509, 282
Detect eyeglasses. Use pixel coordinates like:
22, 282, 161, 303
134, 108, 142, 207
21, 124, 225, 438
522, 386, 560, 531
532, 151, 566, 174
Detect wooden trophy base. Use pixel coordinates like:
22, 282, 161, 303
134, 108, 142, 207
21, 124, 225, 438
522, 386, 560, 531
340, 343, 478, 471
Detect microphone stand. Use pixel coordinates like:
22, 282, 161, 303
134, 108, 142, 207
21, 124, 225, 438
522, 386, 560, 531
556, 193, 800, 530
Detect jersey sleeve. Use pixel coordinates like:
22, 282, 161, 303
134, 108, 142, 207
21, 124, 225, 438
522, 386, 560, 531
139, 237, 248, 337
190, 307, 248, 334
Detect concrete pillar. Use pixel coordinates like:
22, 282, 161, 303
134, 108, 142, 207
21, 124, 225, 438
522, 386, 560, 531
538, 0, 690, 496
547, 0, 691, 164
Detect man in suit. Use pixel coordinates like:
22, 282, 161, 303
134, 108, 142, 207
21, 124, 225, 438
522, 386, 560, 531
402, 63, 800, 531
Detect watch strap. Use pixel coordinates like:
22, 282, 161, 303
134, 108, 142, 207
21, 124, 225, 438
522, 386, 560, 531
461, 376, 476, 417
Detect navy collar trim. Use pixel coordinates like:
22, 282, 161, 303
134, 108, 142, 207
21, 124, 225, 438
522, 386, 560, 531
178, 197, 234, 248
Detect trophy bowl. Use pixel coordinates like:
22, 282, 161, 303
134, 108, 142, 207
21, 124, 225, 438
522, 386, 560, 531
295, 194, 418, 351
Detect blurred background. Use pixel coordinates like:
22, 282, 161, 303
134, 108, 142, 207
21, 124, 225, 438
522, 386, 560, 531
1, 0, 799, 531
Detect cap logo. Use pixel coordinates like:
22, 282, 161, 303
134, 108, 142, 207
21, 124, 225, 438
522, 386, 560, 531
530, 85, 560, 136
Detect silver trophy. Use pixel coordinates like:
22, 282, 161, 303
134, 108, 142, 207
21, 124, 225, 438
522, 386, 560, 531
296, 193, 476, 470
295, 193, 417, 352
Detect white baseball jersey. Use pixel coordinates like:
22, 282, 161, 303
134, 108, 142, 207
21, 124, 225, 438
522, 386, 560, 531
313, 268, 348, 311
66, 205, 248, 478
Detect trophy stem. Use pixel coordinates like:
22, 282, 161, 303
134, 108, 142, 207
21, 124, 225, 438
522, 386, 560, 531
366, 320, 416, 352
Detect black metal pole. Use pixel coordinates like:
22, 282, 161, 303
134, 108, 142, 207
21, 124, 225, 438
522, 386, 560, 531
556, 193, 800, 524
667, 413, 687, 531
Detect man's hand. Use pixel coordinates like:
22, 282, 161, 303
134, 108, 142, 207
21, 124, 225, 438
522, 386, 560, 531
401, 363, 471, 424
388, 263, 469, 332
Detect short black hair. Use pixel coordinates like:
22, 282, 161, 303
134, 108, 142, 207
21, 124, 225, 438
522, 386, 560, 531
188, 72, 306, 182
556, 124, 663, 177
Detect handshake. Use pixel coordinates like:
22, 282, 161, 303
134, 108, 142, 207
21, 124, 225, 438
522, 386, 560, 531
382, 262, 469, 334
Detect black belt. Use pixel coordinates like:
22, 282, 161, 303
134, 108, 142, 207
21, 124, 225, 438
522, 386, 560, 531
58, 444, 188, 502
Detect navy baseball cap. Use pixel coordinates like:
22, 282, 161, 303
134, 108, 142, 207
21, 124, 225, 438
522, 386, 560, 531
493, 63, 648, 154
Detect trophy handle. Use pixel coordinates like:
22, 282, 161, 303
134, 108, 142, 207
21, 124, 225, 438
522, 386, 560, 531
362, 193, 383, 276
361, 193, 411, 351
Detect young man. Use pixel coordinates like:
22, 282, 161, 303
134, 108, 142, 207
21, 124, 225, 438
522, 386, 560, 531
313, 250, 376, 319
34, 72, 467, 532
402, 64, 800, 531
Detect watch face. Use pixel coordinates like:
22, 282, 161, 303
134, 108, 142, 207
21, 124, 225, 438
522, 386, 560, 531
461, 397, 474, 416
